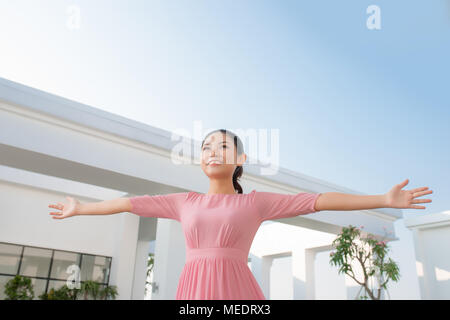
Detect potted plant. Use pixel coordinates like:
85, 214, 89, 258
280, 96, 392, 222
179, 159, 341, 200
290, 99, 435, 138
38, 282, 117, 300
329, 225, 400, 300
78, 280, 118, 300
99, 285, 118, 300
39, 284, 81, 300
79, 280, 101, 300
4, 275, 35, 300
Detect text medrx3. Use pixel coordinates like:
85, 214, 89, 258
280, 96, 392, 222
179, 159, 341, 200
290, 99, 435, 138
178, 304, 271, 317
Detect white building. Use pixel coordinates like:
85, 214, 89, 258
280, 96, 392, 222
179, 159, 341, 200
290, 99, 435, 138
0, 77, 448, 300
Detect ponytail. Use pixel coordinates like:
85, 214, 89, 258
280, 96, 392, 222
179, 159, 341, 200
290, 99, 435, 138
233, 165, 243, 194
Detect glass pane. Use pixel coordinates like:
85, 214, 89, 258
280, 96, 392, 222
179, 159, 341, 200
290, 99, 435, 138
47, 280, 67, 292
30, 278, 47, 300
0, 243, 22, 275
19, 247, 52, 278
80, 255, 110, 283
50, 251, 81, 281
0, 275, 15, 300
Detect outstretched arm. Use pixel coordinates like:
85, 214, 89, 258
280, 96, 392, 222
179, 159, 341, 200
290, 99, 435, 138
314, 179, 433, 211
49, 196, 132, 219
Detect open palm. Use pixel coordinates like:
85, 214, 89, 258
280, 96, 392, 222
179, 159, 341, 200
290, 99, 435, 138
48, 196, 80, 219
386, 179, 433, 209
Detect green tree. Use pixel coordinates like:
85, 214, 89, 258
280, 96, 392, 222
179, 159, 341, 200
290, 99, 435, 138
329, 225, 400, 300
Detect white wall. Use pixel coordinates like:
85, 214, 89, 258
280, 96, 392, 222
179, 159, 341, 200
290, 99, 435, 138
0, 176, 139, 299
404, 212, 450, 300
419, 225, 450, 298
270, 256, 293, 299
315, 250, 347, 299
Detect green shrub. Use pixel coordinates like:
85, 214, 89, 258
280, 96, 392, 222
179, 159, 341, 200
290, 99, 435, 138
4, 275, 35, 300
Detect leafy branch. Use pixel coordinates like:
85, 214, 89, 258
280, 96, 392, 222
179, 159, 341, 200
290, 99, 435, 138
329, 225, 400, 300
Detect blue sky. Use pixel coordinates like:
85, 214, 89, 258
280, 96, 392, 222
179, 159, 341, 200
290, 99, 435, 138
0, 0, 448, 216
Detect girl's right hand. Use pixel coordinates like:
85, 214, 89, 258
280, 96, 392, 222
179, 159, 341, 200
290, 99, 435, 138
48, 196, 80, 219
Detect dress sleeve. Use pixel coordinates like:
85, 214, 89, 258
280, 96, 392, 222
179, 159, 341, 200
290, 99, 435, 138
255, 191, 322, 222
128, 192, 188, 221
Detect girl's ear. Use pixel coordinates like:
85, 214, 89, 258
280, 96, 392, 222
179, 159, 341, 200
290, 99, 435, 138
236, 153, 247, 166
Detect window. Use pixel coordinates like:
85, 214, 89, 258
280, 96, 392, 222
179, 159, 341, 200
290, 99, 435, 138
0, 242, 112, 300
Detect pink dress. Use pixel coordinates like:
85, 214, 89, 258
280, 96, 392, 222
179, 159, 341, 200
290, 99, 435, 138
129, 189, 321, 300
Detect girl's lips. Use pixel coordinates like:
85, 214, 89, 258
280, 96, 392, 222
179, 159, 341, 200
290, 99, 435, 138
207, 159, 223, 165
208, 163, 222, 166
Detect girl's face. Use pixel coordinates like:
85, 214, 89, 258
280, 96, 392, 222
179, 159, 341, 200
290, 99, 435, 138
201, 132, 246, 179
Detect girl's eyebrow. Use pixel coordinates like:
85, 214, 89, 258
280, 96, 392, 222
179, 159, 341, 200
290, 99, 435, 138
203, 141, 228, 146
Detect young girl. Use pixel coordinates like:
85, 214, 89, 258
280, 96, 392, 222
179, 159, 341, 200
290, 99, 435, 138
48, 129, 433, 300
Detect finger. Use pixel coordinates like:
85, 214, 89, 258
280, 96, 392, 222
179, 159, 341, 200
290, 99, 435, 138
49, 212, 62, 215
413, 190, 433, 198
52, 215, 64, 219
57, 202, 64, 207
411, 199, 432, 204
399, 179, 409, 188
409, 205, 426, 209
48, 205, 59, 209
409, 187, 428, 194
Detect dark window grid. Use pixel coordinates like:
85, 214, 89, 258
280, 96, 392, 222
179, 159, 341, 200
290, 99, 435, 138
106, 256, 111, 285
1, 241, 113, 276
15, 248, 110, 285
0, 241, 111, 259
77, 252, 113, 285
79, 253, 83, 275
0, 242, 113, 293
16, 245, 25, 275
44, 249, 55, 294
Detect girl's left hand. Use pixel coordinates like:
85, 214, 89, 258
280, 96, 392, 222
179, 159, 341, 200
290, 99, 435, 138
385, 179, 433, 209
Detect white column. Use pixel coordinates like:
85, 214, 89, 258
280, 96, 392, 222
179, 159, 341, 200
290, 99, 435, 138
292, 248, 307, 300
151, 219, 186, 299
411, 228, 435, 299
305, 249, 316, 300
250, 254, 272, 299
110, 212, 140, 300
131, 240, 150, 300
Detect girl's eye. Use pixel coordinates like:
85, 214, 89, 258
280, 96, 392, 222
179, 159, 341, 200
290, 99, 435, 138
202, 146, 228, 150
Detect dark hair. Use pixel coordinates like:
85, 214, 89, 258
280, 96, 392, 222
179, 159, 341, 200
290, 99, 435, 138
201, 129, 245, 194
